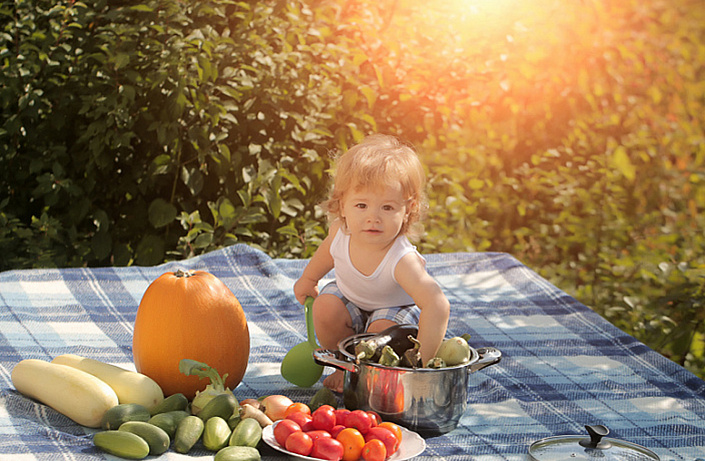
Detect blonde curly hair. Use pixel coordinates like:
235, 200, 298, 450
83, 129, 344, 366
321, 134, 428, 240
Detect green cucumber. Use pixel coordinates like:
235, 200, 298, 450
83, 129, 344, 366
198, 392, 238, 422
148, 410, 189, 439
118, 421, 170, 455
174, 415, 205, 454
101, 403, 151, 430
214, 446, 261, 461
93, 430, 150, 459
228, 417, 262, 447
149, 392, 188, 415
203, 416, 231, 451
227, 413, 242, 431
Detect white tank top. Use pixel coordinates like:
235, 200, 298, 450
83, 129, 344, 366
329, 228, 424, 311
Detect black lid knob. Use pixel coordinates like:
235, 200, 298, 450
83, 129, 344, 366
579, 425, 613, 449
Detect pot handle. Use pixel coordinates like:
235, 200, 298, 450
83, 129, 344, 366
313, 349, 360, 374
469, 346, 502, 373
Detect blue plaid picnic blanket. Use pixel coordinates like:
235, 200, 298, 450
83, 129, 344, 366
1, 244, 704, 460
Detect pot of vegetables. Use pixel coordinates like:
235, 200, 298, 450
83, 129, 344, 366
313, 324, 501, 437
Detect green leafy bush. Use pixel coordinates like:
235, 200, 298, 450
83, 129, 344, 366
1, 0, 703, 378
1, 0, 372, 267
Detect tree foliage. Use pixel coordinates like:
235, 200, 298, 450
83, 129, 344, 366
1, 0, 365, 266
1, 0, 704, 376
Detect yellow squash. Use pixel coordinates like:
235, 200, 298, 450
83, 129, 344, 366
12, 359, 119, 428
52, 354, 163, 408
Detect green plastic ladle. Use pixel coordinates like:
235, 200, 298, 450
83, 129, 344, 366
281, 296, 324, 387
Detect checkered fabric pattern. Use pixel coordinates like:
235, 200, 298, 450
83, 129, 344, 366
1, 244, 704, 460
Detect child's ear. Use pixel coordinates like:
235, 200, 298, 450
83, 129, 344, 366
407, 197, 417, 214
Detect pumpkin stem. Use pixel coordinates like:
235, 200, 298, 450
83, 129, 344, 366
174, 269, 196, 278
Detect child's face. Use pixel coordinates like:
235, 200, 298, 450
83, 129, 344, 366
340, 183, 409, 248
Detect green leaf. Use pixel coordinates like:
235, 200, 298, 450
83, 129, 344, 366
91, 231, 112, 260
114, 53, 130, 70
135, 235, 165, 266
218, 199, 236, 221
181, 166, 204, 196
194, 232, 213, 249
92, 209, 110, 232
277, 225, 300, 237
612, 146, 636, 182
467, 179, 484, 190
148, 199, 177, 228
129, 5, 155, 12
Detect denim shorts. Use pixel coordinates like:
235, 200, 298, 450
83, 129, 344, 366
319, 281, 421, 334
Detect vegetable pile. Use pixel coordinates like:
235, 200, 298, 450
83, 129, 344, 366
354, 324, 474, 369
270, 387, 403, 461
11, 355, 404, 461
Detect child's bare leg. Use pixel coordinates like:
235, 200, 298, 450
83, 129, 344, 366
313, 294, 354, 349
313, 294, 354, 392
323, 370, 345, 393
366, 319, 396, 334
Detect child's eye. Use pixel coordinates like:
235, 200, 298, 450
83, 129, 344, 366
355, 203, 367, 209
383, 205, 394, 211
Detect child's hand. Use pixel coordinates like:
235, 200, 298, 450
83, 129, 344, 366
293, 277, 319, 305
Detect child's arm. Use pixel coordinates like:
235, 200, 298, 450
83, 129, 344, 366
395, 254, 451, 365
293, 220, 341, 305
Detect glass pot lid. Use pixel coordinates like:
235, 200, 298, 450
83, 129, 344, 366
529, 425, 660, 461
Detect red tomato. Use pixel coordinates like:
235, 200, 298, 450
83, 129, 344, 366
274, 419, 302, 447
361, 439, 387, 461
286, 411, 313, 428
330, 424, 346, 438
315, 404, 336, 412
334, 408, 351, 426
305, 430, 332, 442
344, 409, 373, 434
378, 422, 403, 444
364, 426, 400, 455
311, 436, 345, 461
366, 411, 381, 427
312, 405, 337, 432
286, 430, 314, 457
301, 419, 317, 432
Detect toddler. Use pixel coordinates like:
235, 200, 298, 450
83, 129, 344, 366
293, 134, 450, 392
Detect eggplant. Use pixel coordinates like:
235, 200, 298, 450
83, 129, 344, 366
378, 346, 401, 367
436, 336, 472, 366
400, 336, 423, 368
425, 357, 446, 369
353, 324, 419, 362
354, 340, 377, 361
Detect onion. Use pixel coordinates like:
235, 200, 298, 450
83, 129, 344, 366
240, 398, 262, 411
261, 394, 294, 421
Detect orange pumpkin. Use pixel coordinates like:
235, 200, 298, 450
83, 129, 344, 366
132, 269, 250, 399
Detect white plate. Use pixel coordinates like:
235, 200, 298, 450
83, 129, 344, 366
262, 420, 427, 461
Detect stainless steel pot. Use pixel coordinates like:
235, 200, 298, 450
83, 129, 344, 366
313, 331, 501, 437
